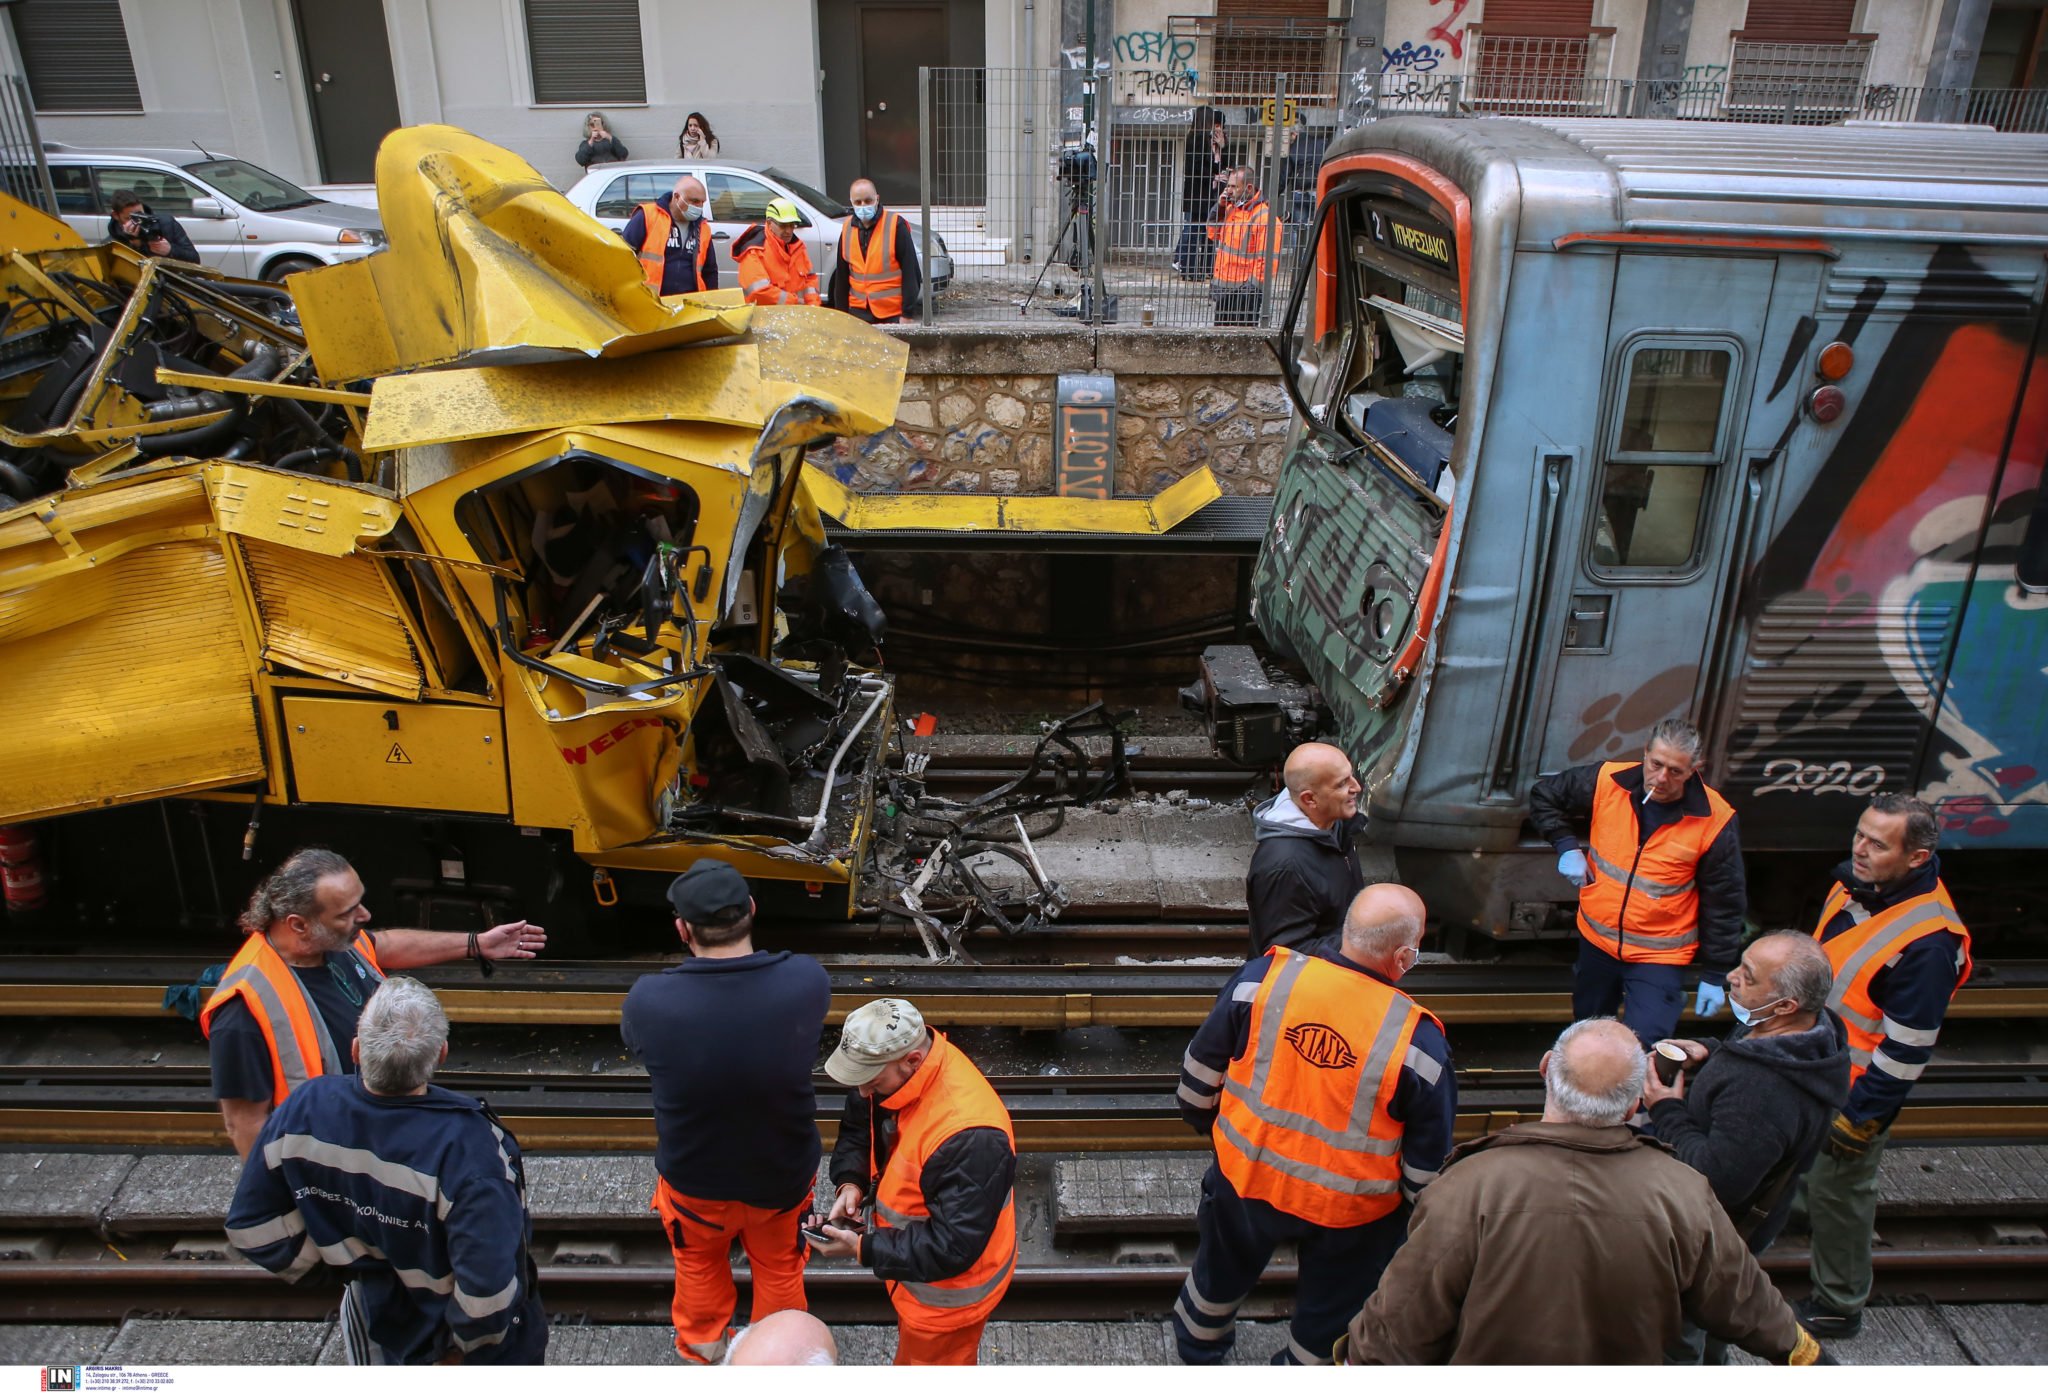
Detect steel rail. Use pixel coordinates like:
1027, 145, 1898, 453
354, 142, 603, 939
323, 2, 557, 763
3, 1244, 2042, 1327
5, 1093, 2043, 1151
6, 975, 2045, 1028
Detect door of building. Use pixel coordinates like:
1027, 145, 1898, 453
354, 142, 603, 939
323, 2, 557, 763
859, 5, 948, 206
290, 0, 404, 184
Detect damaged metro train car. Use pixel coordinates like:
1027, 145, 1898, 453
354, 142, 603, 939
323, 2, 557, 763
1192, 117, 2048, 942
0, 128, 910, 942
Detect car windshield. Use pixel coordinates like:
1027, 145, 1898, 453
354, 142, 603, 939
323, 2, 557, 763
182, 158, 320, 213
763, 168, 847, 218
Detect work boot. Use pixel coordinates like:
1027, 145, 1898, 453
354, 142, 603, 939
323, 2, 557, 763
1793, 1297, 1862, 1339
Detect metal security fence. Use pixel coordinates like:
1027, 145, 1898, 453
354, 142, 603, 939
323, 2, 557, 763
0, 75, 57, 215
920, 65, 1331, 329
922, 62, 2048, 328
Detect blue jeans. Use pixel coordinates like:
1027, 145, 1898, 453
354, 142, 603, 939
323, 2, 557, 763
1572, 938, 1684, 1047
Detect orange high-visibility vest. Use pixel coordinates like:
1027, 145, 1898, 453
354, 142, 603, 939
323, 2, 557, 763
839, 211, 904, 320
1814, 878, 1972, 1085
635, 201, 712, 292
199, 932, 385, 1107
1208, 193, 1277, 284
1576, 762, 1735, 966
1214, 947, 1435, 1227
871, 1030, 1018, 1331
735, 226, 820, 306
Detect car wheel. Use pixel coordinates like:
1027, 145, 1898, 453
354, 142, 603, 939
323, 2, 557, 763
262, 255, 323, 283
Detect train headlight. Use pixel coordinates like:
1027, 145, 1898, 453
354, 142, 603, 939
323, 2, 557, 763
1809, 385, 1847, 423
1817, 341, 1854, 381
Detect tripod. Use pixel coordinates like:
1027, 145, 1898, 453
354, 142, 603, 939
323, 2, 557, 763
1020, 185, 1094, 317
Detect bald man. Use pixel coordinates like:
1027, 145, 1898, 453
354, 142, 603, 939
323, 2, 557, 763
1245, 742, 1367, 957
1174, 884, 1455, 1365
1340, 1018, 1823, 1366
725, 1310, 837, 1366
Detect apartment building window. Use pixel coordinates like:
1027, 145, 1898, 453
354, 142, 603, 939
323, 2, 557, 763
524, 0, 646, 105
1469, 2, 1597, 110
1729, 0, 1871, 118
9, 0, 143, 113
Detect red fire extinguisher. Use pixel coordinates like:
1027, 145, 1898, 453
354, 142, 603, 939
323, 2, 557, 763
0, 823, 48, 914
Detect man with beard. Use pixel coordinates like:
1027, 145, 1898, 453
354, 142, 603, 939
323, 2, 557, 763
201, 847, 547, 1157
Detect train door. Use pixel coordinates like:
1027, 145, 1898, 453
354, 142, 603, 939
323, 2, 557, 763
1531, 253, 1773, 773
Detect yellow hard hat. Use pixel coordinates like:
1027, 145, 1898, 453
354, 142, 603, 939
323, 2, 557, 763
764, 198, 804, 224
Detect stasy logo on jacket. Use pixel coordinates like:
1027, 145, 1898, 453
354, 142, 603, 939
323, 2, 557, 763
1284, 1022, 1357, 1069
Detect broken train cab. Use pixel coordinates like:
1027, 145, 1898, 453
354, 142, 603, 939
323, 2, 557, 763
0, 128, 907, 936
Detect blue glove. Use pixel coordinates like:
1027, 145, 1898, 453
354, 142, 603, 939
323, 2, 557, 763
1556, 848, 1589, 887
1694, 979, 1728, 1018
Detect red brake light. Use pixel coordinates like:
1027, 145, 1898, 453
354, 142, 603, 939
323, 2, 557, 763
1809, 385, 1846, 422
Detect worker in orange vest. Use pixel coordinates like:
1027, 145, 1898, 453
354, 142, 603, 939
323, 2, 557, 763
826, 178, 920, 324
619, 175, 717, 295
733, 199, 820, 306
1208, 166, 1279, 327
1529, 716, 1746, 1048
1174, 883, 1456, 1364
812, 999, 1016, 1365
201, 847, 548, 1158
1796, 794, 1971, 1339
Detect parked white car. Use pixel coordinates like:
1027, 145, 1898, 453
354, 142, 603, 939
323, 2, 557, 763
32, 144, 385, 281
563, 159, 951, 298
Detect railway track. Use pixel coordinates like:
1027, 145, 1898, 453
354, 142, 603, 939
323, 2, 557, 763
6, 955, 2048, 1029
4, 1145, 2044, 1324
4, 1048, 2045, 1149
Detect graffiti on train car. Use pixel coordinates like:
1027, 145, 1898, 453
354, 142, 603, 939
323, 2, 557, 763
1727, 251, 2048, 847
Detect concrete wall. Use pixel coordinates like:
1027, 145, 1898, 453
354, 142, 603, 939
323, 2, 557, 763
819, 327, 1292, 497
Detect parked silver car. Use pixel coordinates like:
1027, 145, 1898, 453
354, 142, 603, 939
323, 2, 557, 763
35, 144, 385, 280
563, 159, 951, 297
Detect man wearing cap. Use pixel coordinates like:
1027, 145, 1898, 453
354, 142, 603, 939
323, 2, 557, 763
810, 999, 1017, 1365
620, 860, 831, 1364
733, 199, 821, 306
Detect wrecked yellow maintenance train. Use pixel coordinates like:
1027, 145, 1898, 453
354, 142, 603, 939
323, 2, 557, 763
0, 128, 910, 938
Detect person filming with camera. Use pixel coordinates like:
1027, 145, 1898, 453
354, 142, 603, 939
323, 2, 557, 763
107, 188, 199, 265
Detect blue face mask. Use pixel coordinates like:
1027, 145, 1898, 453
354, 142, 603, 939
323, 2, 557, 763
680, 202, 704, 222
854, 203, 879, 224
1728, 996, 1787, 1026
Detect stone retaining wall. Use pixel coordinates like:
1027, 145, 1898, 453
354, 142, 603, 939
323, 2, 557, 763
820, 326, 1293, 496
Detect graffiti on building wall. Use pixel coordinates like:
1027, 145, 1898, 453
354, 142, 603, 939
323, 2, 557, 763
1115, 30, 1199, 73
1380, 41, 1445, 74
1645, 63, 1727, 102
1131, 69, 1200, 97
1427, 0, 1470, 61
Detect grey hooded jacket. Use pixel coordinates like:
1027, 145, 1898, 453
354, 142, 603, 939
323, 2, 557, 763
1244, 789, 1366, 957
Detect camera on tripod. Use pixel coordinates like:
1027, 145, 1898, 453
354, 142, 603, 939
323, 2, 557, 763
1055, 144, 1097, 187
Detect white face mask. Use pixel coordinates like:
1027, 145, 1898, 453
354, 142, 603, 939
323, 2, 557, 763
679, 202, 704, 222
853, 203, 879, 224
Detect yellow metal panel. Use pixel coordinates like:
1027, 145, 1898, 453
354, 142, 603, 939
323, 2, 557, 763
0, 542, 264, 821
361, 345, 768, 452
746, 305, 911, 441
283, 696, 507, 814
290, 126, 752, 382
205, 464, 399, 556
239, 538, 426, 699
801, 462, 1224, 534
0, 191, 87, 251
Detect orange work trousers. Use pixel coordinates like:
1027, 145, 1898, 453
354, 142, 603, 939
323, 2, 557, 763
894, 1319, 988, 1365
651, 1176, 811, 1364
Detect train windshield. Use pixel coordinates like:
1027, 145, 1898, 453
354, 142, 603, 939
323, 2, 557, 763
1282, 188, 1463, 496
